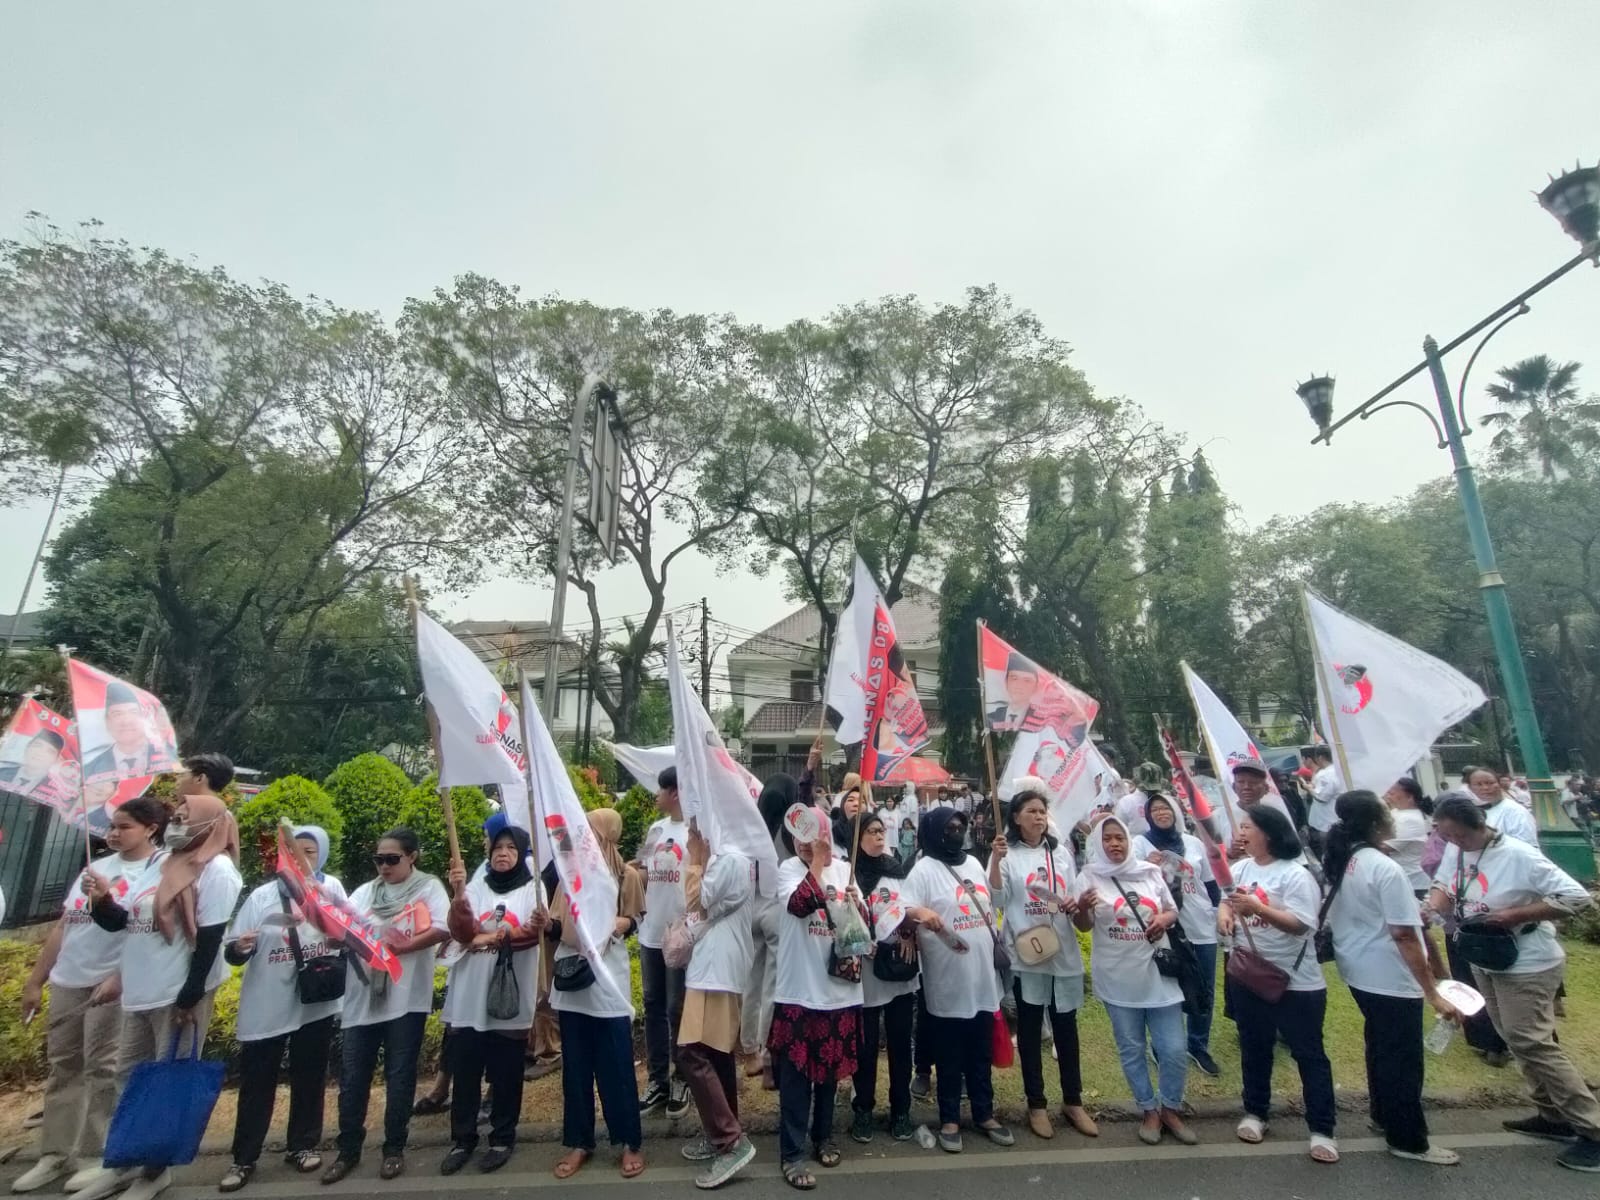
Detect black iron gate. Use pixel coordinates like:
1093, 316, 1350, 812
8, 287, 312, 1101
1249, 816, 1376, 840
0, 792, 89, 928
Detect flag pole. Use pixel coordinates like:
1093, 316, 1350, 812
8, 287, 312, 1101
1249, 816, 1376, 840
515, 666, 550, 915
55, 644, 93, 868
1180, 660, 1246, 849
1299, 587, 1355, 789
975, 620, 1004, 832
404, 576, 462, 873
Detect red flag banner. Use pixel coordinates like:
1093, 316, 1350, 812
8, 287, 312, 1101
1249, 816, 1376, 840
1159, 727, 1232, 890
275, 823, 402, 983
66, 659, 177, 787
980, 628, 1099, 742
858, 599, 932, 784
0, 698, 80, 813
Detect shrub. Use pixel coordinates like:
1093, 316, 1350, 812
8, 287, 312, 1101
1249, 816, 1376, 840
324, 753, 413, 888
396, 774, 492, 881
616, 784, 660, 862
232, 776, 344, 886
569, 765, 610, 812
590, 742, 617, 791
0, 942, 45, 1086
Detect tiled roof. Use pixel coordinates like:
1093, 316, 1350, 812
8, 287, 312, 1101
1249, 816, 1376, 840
744, 698, 945, 738
0, 611, 45, 646
731, 584, 942, 661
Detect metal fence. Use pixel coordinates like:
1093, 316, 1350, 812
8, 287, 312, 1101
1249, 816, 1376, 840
0, 792, 90, 928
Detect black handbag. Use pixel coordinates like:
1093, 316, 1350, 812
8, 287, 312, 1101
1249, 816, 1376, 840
869, 894, 919, 983
485, 943, 522, 1021
280, 891, 346, 1006
1449, 839, 1520, 972
1118, 885, 1204, 1015
552, 952, 596, 992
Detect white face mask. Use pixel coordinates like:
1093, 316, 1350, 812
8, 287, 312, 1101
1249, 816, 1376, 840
165, 823, 195, 850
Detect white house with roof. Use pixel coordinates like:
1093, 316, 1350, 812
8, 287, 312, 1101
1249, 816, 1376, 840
724, 585, 946, 778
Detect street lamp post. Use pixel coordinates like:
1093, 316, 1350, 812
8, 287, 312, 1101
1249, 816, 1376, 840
1299, 162, 1600, 882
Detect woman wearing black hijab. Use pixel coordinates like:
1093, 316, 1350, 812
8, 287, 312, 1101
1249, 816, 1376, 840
849, 811, 918, 1144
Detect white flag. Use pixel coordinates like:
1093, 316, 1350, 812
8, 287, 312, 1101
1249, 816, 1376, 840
1001, 730, 1112, 834
518, 676, 623, 1001
1180, 662, 1291, 841
667, 623, 780, 897
1304, 589, 1486, 793
415, 611, 526, 791
823, 556, 879, 748
604, 741, 676, 790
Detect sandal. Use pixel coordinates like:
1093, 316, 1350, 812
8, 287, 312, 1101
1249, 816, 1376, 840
553, 1150, 590, 1180
620, 1149, 645, 1179
815, 1142, 842, 1169
782, 1162, 817, 1190
1236, 1116, 1267, 1145
1309, 1134, 1340, 1164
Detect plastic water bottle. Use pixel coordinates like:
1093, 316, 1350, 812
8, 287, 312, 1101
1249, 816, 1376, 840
914, 1125, 937, 1150
1425, 1016, 1456, 1055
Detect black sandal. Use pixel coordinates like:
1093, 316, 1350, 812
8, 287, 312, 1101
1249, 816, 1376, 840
815, 1142, 842, 1168
783, 1161, 817, 1190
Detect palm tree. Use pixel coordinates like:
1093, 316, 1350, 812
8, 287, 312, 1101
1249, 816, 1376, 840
1481, 356, 1600, 479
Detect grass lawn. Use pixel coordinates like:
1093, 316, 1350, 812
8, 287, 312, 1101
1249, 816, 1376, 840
5, 941, 1597, 1152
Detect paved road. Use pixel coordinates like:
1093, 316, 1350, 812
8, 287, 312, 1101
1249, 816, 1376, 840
8, 1108, 1592, 1200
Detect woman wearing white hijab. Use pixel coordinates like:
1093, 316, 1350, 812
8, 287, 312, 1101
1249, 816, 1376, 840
1073, 816, 1195, 1146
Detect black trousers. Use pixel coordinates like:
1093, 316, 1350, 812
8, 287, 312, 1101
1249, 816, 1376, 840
449, 1028, 527, 1151
1350, 987, 1429, 1153
1444, 933, 1509, 1054
913, 989, 934, 1077
232, 1016, 336, 1166
1235, 986, 1336, 1136
638, 945, 685, 1089
558, 1010, 642, 1152
775, 1056, 836, 1165
927, 1011, 995, 1128
853, 992, 914, 1119
1013, 982, 1082, 1108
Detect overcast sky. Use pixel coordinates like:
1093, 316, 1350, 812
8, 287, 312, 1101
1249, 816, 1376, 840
4, 1, 1598, 648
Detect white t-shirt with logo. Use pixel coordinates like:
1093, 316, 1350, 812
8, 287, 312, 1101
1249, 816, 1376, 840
51, 853, 158, 990
1229, 857, 1324, 991
118, 854, 244, 1013
550, 928, 634, 1020
1483, 799, 1539, 847
1309, 765, 1343, 832
340, 876, 451, 1028
1386, 808, 1432, 892
229, 875, 349, 1041
441, 875, 543, 1032
1434, 835, 1587, 976
685, 852, 755, 994
860, 869, 920, 1008
637, 817, 688, 949
772, 857, 864, 1012
1328, 847, 1423, 998
1076, 870, 1182, 1009
1132, 833, 1217, 946
996, 842, 1083, 981
902, 855, 1001, 1019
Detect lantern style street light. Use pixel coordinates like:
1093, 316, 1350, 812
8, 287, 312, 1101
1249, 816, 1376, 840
1300, 162, 1600, 881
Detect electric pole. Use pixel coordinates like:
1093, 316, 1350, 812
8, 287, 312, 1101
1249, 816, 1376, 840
700, 597, 711, 705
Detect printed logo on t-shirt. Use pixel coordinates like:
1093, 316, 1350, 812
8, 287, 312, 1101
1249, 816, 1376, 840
1240, 884, 1272, 930
1109, 891, 1159, 941
649, 840, 684, 887
806, 883, 844, 938
952, 878, 990, 933
125, 881, 161, 936
265, 935, 334, 967
67, 874, 129, 924
1454, 866, 1491, 917
1023, 865, 1061, 918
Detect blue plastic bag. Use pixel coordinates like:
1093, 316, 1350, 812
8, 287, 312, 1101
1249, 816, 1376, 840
104, 1034, 224, 1169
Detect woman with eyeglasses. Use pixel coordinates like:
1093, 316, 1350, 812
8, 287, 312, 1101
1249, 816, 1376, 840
321, 829, 450, 1186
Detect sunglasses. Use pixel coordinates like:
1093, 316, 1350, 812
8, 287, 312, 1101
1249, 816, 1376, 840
372, 853, 407, 867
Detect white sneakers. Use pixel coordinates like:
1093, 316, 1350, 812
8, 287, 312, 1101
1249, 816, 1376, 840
64, 1167, 121, 1196
11, 1155, 67, 1194
115, 1169, 172, 1200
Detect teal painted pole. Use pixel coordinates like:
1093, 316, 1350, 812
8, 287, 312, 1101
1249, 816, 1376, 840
1423, 336, 1594, 880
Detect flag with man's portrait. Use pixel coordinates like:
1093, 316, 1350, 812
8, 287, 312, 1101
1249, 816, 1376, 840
67, 658, 176, 788
0, 698, 80, 812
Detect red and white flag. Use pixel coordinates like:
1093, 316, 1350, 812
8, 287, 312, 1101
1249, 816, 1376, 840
1304, 589, 1485, 793
0, 698, 80, 816
65, 658, 177, 830
667, 623, 780, 896
823, 556, 931, 782
518, 675, 623, 1000
1180, 661, 1291, 841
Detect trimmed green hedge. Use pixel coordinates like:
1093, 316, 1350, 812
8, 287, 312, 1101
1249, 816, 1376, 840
397, 774, 491, 881
233, 776, 344, 886
323, 753, 413, 889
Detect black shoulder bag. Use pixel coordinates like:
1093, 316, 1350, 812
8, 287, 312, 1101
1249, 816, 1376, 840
868, 886, 919, 984
280, 889, 346, 1005
1449, 836, 1520, 972
1118, 883, 1203, 1015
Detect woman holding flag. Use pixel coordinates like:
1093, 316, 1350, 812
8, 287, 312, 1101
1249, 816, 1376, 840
1073, 815, 1195, 1147
1217, 806, 1338, 1163
992, 783, 1096, 1141
848, 809, 918, 1145
548, 809, 646, 1182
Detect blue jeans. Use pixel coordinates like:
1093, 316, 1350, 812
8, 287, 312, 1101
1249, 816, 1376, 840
1186, 941, 1217, 1055
1105, 1002, 1187, 1112
337, 1012, 427, 1160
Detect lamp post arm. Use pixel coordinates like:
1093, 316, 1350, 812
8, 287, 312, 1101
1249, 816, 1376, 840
1312, 245, 1597, 446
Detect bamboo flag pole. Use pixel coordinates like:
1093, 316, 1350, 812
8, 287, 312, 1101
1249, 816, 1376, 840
975, 620, 1004, 831
514, 666, 550, 915
404, 575, 462, 872
54, 644, 94, 868
1300, 587, 1355, 791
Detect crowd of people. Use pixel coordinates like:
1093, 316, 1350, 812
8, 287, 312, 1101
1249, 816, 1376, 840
11, 746, 1600, 1198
